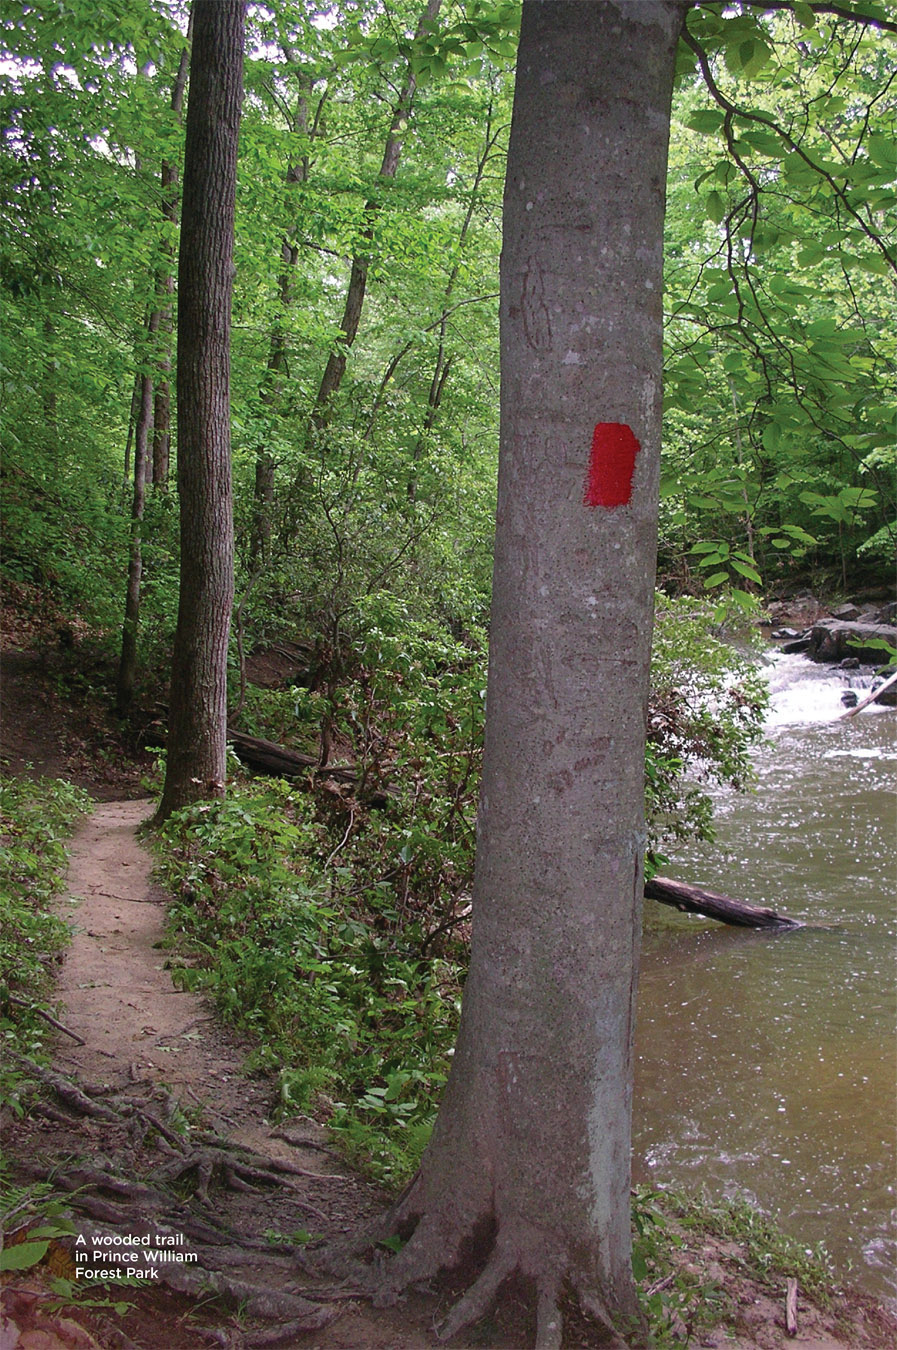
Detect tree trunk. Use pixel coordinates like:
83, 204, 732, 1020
155, 0, 245, 823
306, 0, 442, 439
407, 105, 501, 500
359, 2, 687, 1342
116, 352, 156, 717
153, 33, 191, 488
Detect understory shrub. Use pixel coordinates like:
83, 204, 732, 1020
0, 775, 91, 1109
156, 780, 462, 1185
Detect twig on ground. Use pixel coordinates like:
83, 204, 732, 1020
6, 995, 86, 1044
786, 1277, 799, 1336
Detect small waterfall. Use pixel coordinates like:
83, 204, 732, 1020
763, 649, 887, 728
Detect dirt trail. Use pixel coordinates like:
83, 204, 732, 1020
4, 798, 431, 1350
56, 800, 251, 1120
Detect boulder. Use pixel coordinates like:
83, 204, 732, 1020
807, 620, 897, 664
873, 667, 897, 707
780, 636, 811, 654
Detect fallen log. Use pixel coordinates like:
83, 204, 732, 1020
646, 875, 802, 930
227, 728, 317, 777
840, 667, 897, 718
226, 729, 393, 805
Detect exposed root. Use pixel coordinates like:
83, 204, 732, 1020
159, 1264, 348, 1322
368, 1211, 453, 1304
6, 994, 86, 1044
578, 1288, 635, 1350
242, 1306, 344, 1346
13, 1054, 120, 1120
150, 1148, 330, 1220
535, 1277, 562, 1350
436, 1241, 517, 1341
345, 1199, 641, 1350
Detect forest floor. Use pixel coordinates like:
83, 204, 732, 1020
2, 629, 896, 1350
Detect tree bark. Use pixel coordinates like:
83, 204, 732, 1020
155, 0, 245, 823
356, 2, 688, 1341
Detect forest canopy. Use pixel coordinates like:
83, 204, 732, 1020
1, 1, 893, 649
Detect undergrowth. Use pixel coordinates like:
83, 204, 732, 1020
155, 778, 462, 1186
0, 774, 91, 1109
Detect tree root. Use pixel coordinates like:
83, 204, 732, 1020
6, 994, 86, 1044
11, 1054, 121, 1120
149, 1149, 329, 1220
159, 1264, 349, 1322
436, 1241, 516, 1340
241, 1306, 344, 1346
338, 1204, 640, 1350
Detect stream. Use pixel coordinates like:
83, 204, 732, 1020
633, 650, 896, 1300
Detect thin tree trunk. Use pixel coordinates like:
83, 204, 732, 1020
728, 377, 756, 568
357, 3, 687, 1341
116, 363, 155, 716
407, 106, 501, 499
153, 31, 191, 488
250, 72, 314, 568
121, 370, 141, 506
155, 0, 245, 823
306, 0, 442, 439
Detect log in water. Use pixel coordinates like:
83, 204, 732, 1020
646, 875, 802, 930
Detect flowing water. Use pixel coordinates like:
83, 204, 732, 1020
633, 650, 897, 1299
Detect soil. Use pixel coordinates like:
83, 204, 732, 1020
2, 635, 895, 1350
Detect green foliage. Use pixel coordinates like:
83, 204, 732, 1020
662, 5, 896, 591
155, 778, 461, 1185
647, 594, 768, 862
0, 776, 91, 1108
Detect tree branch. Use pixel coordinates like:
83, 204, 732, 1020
738, 1, 897, 37
681, 23, 897, 275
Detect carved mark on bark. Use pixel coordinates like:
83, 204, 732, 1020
520, 265, 552, 350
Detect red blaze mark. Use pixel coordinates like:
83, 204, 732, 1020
583, 422, 640, 508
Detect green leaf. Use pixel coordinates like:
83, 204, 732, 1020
740, 129, 780, 157
867, 136, 897, 176
730, 558, 762, 583
762, 424, 781, 452
687, 109, 726, 134
0, 1240, 50, 1271
702, 571, 730, 588
705, 191, 727, 224
725, 38, 772, 78
792, 2, 817, 28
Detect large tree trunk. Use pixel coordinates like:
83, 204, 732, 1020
355, 3, 687, 1343
155, 0, 245, 824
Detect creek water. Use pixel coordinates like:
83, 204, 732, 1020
633, 650, 896, 1299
